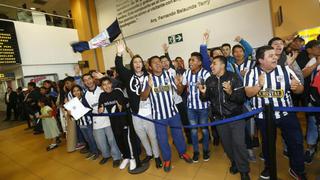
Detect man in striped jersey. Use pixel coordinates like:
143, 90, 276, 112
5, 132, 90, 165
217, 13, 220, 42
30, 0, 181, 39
176, 52, 211, 162
244, 46, 306, 180
141, 56, 192, 172
232, 45, 256, 77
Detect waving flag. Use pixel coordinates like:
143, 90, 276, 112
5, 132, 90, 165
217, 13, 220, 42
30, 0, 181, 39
71, 19, 121, 53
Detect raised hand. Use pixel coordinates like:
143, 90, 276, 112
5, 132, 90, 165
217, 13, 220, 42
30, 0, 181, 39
162, 43, 169, 53
234, 36, 242, 42
203, 30, 210, 44
148, 74, 154, 88
116, 41, 126, 56
286, 51, 298, 66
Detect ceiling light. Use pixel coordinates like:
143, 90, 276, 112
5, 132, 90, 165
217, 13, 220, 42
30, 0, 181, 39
30, 7, 36, 10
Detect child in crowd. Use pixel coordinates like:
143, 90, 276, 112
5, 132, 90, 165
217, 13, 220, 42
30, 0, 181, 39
38, 97, 60, 151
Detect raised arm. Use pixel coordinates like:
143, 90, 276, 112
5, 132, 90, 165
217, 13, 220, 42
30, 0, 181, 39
114, 41, 131, 83
235, 36, 253, 58
200, 31, 211, 72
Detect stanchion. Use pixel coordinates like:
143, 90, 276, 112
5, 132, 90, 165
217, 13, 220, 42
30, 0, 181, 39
264, 104, 277, 180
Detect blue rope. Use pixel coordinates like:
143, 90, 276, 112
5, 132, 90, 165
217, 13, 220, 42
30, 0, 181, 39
273, 106, 320, 113
90, 107, 320, 128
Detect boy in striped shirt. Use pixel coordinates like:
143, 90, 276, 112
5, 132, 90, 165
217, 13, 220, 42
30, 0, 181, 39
244, 46, 306, 180
141, 56, 192, 172
176, 52, 211, 162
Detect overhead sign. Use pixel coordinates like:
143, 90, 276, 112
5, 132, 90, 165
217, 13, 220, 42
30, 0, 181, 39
116, 0, 242, 37
0, 20, 21, 64
168, 33, 183, 44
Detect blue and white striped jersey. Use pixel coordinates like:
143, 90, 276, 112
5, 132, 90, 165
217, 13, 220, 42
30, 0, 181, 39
182, 68, 210, 109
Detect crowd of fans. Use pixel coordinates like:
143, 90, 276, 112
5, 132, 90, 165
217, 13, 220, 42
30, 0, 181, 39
3, 32, 320, 180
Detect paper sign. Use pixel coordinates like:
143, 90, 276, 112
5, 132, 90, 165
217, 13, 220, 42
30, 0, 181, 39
64, 97, 91, 120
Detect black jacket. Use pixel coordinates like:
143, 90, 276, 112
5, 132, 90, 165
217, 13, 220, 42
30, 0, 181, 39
200, 71, 245, 120
5, 91, 17, 105
115, 55, 149, 114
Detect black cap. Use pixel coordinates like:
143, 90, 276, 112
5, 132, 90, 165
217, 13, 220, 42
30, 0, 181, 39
305, 40, 320, 49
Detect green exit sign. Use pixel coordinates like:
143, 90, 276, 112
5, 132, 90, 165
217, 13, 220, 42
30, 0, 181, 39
168, 33, 183, 44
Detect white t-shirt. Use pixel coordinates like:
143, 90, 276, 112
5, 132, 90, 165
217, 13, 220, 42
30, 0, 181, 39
84, 86, 110, 129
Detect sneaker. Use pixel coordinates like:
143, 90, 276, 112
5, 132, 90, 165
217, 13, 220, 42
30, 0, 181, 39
180, 153, 193, 164
141, 155, 153, 164
80, 148, 89, 154
240, 172, 251, 180
163, 161, 171, 172
203, 150, 210, 162
75, 143, 86, 150
259, 152, 265, 161
129, 159, 137, 170
252, 137, 260, 149
283, 150, 289, 159
192, 151, 199, 163
229, 161, 239, 175
119, 159, 130, 170
288, 168, 307, 180
304, 149, 315, 165
86, 153, 95, 159
46, 144, 58, 151
248, 149, 256, 162
91, 154, 99, 160
260, 168, 270, 179
99, 157, 110, 165
113, 159, 121, 168
155, 157, 163, 168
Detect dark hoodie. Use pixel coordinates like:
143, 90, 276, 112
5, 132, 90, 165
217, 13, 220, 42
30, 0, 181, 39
115, 55, 149, 114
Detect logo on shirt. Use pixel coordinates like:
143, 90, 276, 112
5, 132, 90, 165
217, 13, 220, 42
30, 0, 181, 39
257, 89, 284, 98
153, 85, 171, 93
276, 75, 284, 83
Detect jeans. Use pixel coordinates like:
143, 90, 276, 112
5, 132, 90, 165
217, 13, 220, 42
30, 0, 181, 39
93, 126, 121, 160
307, 115, 318, 146
255, 113, 305, 174
154, 114, 187, 161
80, 125, 98, 154
187, 109, 209, 152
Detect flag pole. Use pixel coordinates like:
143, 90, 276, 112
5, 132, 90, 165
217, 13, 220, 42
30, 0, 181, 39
117, 18, 128, 47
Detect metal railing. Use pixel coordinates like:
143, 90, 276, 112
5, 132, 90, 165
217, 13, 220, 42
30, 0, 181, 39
0, 3, 74, 29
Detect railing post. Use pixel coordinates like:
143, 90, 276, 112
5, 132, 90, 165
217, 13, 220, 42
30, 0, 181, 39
264, 104, 277, 180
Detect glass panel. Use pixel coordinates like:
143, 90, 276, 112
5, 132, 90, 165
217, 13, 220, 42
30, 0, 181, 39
0, 4, 74, 29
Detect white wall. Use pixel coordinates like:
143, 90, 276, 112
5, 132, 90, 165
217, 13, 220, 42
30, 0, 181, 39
14, 21, 81, 65
10, 21, 81, 79
95, 0, 274, 69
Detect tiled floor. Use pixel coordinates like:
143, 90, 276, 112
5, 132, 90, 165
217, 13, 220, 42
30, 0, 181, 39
0, 122, 319, 180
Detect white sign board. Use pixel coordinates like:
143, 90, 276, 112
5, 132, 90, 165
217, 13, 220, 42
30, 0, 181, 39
117, 0, 241, 37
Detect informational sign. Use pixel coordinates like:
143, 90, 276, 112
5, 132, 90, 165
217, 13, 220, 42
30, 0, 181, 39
116, 0, 242, 37
0, 72, 15, 81
168, 33, 183, 44
0, 20, 21, 64
24, 74, 58, 87
298, 26, 320, 43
